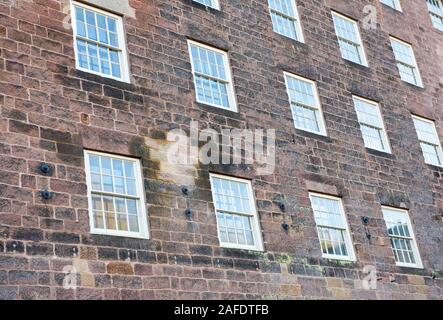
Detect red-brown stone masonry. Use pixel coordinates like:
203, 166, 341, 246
0, 0, 442, 300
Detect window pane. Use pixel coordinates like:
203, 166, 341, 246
111, 62, 122, 78
94, 212, 104, 229
77, 22, 86, 37
89, 155, 100, 172
126, 179, 137, 196
117, 214, 128, 231
128, 215, 139, 232
115, 198, 126, 213
102, 175, 113, 192
91, 173, 102, 191
75, 6, 85, 21
112, 159, 124, 176
87, 43, 100, 72
124, 161, 135, 178
107, 18, 117, 32
78, 53, 88, 68
127, 199, 138, 214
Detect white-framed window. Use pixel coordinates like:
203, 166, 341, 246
268, 0, 304, 42
412, 115, 443, 167
187, 40, 237, 111
193, 0, 220, 10
353, 96, 391, 153
382, 207, 423, 269
71, 1, 130, 82
84, 151, 149, 239
331, 12, 368, 66
380, 0, 402, 11
427, 0, 443, 31
284, 72, 327, 136
309, 193, 356, 261
390, 37, 423, 87
209, 174, 263, 251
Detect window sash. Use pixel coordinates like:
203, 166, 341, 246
286, 80, 317, 108
211, 176, 255, 215
91, 194, 140, 233
317, 226, 349, 257
391, 43, 416, 66
210, 174, 263, 251
270, 11, 298, 39
430, 12, 443, 31
390, 237, 417, 265
420, 142, 442, 166
397, 62, 420, 85
85, 151, 148, 239
361, 124, 387, 150
413, 118, 440, 144
337, 38, 362, 64
291, 103, 321, 133
216, 211, 256, 247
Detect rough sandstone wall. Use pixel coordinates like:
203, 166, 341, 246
0, 0, 442, 299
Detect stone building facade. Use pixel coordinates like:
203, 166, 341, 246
0, 0, 442, 300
